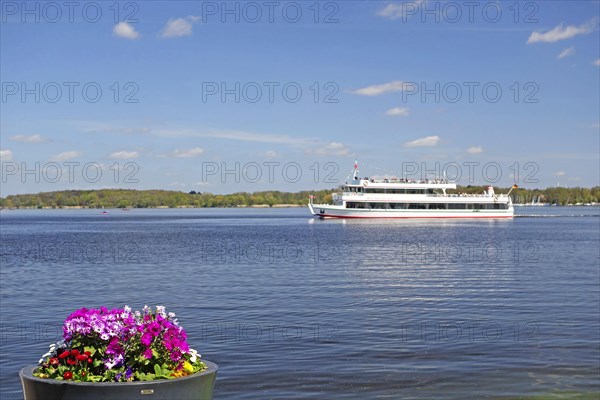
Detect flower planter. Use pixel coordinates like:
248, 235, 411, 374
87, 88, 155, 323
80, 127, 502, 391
20, 360, 218, 400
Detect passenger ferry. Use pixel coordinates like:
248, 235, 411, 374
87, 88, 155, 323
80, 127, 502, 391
309, 163, 515, 219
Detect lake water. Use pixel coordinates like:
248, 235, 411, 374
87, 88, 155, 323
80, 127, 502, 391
1, 207, 599, 399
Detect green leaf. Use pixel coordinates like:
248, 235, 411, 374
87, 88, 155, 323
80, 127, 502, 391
154, 364, 162, 376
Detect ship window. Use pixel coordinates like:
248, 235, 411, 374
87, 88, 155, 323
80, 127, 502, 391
365, 189, 387, 194
346, 202, 366, 209
448, 203, 467, 209
408, 203, 427, 209
428, 203, 447, 209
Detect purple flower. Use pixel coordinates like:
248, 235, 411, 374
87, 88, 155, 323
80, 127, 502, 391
148, 322, 161, 337
50, 305, 198, 381
141, 332, 153, 346
144, 348, 153, 359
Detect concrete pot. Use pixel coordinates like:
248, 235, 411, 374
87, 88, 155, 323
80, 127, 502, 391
20, 360, 218, 400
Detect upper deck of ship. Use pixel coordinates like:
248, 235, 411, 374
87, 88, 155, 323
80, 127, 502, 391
345, 177, 457, 190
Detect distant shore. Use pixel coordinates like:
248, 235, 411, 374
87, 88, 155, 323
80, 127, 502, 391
1, 187, 599, 209
0, 204, 307, 210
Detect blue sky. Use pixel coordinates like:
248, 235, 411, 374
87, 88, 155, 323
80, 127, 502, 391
1, 0, 599, 196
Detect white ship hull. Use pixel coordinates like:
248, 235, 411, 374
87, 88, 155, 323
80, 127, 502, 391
309, 204, 513, 219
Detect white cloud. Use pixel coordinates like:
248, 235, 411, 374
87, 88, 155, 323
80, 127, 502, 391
385, 107, 410, 116
527, 19, 596, 44
557, 46, 575, 59
156, 128, 310, 145
350, 81, 416, 96
555, 171, 566, 176
113, 22, 140, 40
466, 146, 483, 154
156, 128, 347, 156
0, 149, 13, 160
594, 59, 600, 66
172, 147, 205, 158
376, 1, 426, 20
160, 16, 198, 38
264, 150, 278, 159
9, 134, 45, 143
50, 151, 81, 161
86, 127, 151, 135
404, 135, 440, 148
109, 150, 139, 159
310, 142, 351, 157
169, 181, 187, 188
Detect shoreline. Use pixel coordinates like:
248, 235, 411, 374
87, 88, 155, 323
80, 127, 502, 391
0, 204, 308, 210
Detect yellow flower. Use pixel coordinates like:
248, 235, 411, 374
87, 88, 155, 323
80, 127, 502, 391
183, 361, 194, 374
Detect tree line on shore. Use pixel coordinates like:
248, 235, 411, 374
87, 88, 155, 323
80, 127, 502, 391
1, 186, 599, 209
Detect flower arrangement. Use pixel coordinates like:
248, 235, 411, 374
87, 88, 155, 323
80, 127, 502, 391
35, 305, 206, 382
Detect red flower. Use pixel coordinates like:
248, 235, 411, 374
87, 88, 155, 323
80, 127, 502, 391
63, 371, 73, 380
76, 355, 88, 361
84, 351, 91, 356
87, 358, 93, 364
67, 359, 76, 365
71, 349, 80, 356
58, 351, 70, 359
49, 358, 59, 366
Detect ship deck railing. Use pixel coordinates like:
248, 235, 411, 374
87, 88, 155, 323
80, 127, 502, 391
339, 192, 510, 197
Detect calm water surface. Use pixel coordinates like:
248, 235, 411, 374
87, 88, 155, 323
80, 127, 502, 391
1, 207, 599, 399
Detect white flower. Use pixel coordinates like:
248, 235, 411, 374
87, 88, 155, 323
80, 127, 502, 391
189, 348, 200, 363
105, 354, 124, 370
156, 305, 166, 317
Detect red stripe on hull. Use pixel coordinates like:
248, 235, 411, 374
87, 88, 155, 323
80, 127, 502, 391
317, 214, 513, 219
